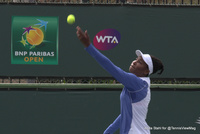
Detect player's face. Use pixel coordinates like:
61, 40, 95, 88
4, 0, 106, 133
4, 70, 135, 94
129, 56, 150, 77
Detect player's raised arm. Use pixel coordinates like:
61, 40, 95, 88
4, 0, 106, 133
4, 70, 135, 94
76, 26, 90, 48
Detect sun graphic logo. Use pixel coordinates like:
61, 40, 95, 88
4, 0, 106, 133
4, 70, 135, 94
20, 19, 48, 49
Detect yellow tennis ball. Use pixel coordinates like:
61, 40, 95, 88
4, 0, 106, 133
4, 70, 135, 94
67, 14, 75, 24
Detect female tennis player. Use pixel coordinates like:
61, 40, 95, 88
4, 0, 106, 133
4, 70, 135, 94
76, 26, 164, 134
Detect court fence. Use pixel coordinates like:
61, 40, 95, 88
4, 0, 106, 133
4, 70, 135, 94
1, 77, 200, 84
0, 77, 200, 90
0, 0, 200, 6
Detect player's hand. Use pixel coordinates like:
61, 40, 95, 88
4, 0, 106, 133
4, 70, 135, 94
76, 26, 91, 47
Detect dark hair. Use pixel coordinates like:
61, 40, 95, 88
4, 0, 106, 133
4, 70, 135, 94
150, 55, 164, 75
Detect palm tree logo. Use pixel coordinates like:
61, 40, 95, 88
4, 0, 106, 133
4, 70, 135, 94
20, 19, 48, 49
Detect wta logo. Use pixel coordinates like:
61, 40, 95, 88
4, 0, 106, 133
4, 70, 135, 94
93, 29, 121, 50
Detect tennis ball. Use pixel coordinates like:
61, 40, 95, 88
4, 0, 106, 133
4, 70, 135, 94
67, 14, 75, 25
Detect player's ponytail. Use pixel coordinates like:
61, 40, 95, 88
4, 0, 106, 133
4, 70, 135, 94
151, 55, 164, 75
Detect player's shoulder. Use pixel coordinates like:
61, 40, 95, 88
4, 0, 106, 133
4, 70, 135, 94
139, 77, 150, 87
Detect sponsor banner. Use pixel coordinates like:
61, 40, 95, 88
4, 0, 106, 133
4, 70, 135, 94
11, 16, 59, 65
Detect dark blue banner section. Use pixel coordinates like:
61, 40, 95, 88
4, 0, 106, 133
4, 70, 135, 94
1, 4, 200, 78
0, 90, 199, 133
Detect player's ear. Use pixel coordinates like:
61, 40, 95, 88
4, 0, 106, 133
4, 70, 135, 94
144, 69, 150, 76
